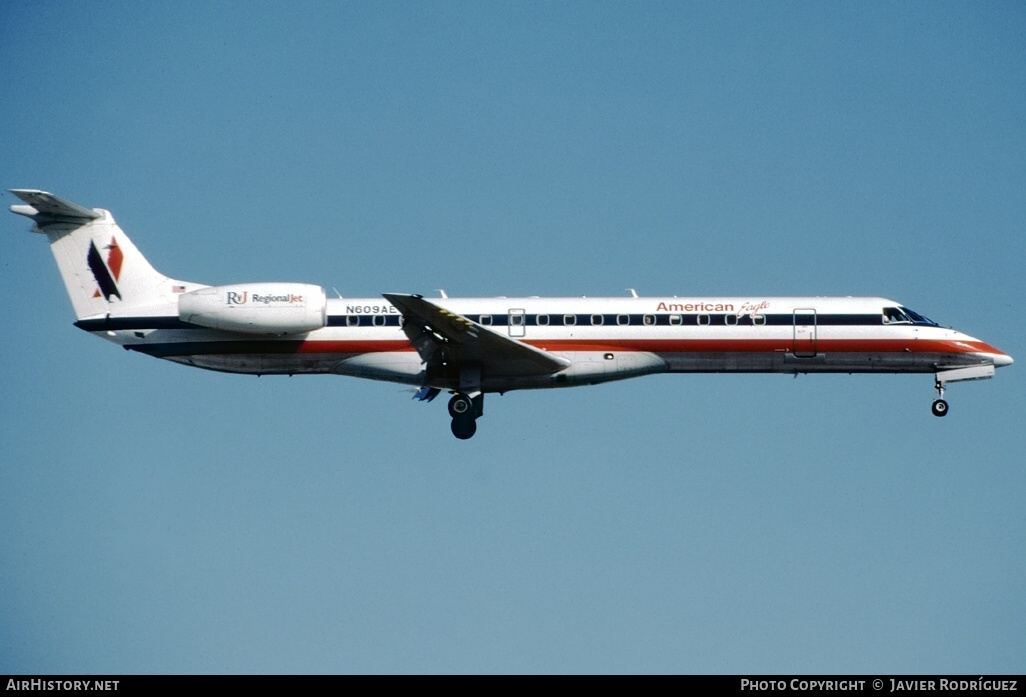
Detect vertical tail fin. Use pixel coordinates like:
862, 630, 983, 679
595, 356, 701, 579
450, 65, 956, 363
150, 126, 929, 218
10, 190, 187, 319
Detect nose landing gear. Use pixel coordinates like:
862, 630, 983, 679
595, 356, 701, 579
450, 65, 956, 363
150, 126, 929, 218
930, 364, 998, 419
932, 379, 948, 417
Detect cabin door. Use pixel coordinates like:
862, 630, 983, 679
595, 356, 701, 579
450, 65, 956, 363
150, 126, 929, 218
792, 309, 818, 357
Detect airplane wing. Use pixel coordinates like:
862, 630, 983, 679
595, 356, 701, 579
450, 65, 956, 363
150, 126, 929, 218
383, 293, 571, 377
9, 189, 102, 225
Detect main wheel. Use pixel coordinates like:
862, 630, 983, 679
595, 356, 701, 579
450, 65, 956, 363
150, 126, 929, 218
931, 399, 948, 417
448, 394, 472, 418
451, 415, 477, 439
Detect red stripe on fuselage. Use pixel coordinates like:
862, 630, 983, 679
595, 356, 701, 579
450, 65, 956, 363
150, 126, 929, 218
524, 338, 1003, 355
290, 337, 1000, 356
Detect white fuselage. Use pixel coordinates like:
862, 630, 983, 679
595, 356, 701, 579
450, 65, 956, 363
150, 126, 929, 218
79, 294, 1010, 394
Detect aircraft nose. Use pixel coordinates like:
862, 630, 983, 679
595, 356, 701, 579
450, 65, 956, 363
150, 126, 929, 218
993, 352, 1014, 368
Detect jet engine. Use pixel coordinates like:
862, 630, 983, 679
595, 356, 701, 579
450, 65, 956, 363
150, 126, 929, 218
178, 283, 327, 334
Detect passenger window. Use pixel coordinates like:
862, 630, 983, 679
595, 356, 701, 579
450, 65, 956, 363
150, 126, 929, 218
510, 314, 524, 326
537, 314, 549, 326
753, 314, 766, 326
564, 314, 576, 326
373, 315, 385, 327
346, 316, 360, 327
591, 314, 603, 326
479, 314, 492, 326
669, 314, 682, 326
725, 314, 737, 326
698, 314, 710, 326
617, 314, 630, 326
643, 315, 655, 326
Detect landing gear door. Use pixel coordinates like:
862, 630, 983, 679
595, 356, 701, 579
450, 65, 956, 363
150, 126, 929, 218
508, 308, 526, 337
793, 309, 817, 357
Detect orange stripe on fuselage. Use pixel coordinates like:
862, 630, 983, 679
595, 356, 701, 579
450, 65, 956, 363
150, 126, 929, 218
525, 338, 1001, 354
292, 337, 999, 356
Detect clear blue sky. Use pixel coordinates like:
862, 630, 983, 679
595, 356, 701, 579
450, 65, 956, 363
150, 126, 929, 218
2, 1, 1024, 674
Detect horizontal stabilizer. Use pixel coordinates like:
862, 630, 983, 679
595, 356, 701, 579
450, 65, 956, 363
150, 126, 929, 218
9, 189, 101, 226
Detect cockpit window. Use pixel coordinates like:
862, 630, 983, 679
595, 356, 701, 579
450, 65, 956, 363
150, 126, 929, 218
883, 307, 909, 324
900, 307, 938, 326
883, 306, 938, 326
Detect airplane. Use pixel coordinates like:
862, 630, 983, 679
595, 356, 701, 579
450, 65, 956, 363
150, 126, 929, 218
10, 189, 1013, 439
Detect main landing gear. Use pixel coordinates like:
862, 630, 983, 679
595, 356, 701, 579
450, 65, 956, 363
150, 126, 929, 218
932, 379, 948, 418
448, 393, 484, 439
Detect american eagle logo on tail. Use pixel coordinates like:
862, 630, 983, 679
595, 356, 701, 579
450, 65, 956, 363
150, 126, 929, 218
87, 237, 123, 301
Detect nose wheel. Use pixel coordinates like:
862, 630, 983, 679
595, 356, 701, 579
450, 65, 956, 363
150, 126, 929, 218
932, 380, 948, 417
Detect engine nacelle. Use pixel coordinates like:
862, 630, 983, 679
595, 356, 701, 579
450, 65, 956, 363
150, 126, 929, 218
178, 283, 327, 334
